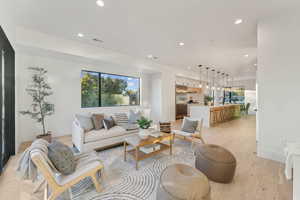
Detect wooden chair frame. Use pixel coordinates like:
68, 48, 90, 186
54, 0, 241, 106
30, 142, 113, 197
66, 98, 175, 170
173, 118, 205, 144
31, 154, 103, 200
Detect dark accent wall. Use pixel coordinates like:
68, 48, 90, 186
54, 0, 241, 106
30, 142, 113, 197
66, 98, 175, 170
0, 26, 15, 173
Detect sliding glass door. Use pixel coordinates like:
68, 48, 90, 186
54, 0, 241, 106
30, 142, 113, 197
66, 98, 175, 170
0, 26, 15, 173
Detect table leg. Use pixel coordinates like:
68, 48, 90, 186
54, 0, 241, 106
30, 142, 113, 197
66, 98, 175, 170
135, 147, 139, 170
124, 142, 127, 161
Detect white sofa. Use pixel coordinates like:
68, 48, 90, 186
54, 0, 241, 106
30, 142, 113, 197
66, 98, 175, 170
72, 117, 138, 153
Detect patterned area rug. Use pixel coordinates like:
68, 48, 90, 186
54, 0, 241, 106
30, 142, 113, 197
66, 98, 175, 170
69, 140, 194, 200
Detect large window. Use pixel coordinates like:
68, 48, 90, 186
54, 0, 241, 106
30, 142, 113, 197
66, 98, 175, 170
81, 70, 140, 107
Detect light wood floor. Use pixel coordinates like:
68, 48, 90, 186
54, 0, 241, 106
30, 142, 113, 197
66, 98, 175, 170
0, 115, 292, 199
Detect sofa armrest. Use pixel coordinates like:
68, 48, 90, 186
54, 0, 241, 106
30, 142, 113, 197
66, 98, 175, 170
72, 120, 84, 152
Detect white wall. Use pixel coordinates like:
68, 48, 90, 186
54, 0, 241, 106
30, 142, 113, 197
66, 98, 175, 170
0, 0, 16, 46
245, 90, 257, 115
231, 79, 256, 90
257, 10, 300, 162
16, 47, 152, 142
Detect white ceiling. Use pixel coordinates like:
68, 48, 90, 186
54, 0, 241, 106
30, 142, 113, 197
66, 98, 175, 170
16, 0, 300, 78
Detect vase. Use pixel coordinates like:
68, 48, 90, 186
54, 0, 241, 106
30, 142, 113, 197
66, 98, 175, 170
139, 128, 150, 139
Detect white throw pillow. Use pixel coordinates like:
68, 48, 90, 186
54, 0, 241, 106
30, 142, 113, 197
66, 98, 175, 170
75, 114, 94, 132
128, 110, 142, 124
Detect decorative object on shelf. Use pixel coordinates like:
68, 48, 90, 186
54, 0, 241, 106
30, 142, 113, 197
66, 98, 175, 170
159, 121, 171, 133
20, 67, 54, 142
137, 116, 153, 139
204, 95, 213, 106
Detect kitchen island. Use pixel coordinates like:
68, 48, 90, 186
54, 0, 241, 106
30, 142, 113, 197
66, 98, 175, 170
188, 104, 241, 128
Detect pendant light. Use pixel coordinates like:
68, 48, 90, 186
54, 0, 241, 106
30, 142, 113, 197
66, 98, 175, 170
211, 69, 215, 90
226, 74, 229, 87
198, 65, 203, 88
222, 73, 225, 91
206, 67, 210, 89
217, 71, 221, 90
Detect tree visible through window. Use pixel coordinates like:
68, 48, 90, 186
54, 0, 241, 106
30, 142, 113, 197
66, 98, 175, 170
81, 71, 140, 107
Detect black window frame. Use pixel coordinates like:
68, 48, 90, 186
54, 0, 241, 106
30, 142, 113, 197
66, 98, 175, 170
81, 70, 141, 108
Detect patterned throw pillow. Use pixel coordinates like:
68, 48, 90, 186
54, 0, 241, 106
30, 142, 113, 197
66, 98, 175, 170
128, 110, 142, 124
75, 114, 94, 132
92, 113, 105, 130
48, 140, 76, 175
181, 118, 198, 133
103, 117, 116, 130
114, 113, 129, 126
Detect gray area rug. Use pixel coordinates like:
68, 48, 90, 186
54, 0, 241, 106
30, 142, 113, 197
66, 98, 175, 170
68, 140, 194, 200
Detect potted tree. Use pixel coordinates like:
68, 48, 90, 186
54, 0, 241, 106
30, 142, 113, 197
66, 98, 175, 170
20, 67, 54, 142
137, 116, 153, 139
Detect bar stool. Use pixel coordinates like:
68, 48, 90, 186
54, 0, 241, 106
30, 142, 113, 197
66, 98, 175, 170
224, 106, 231, 121
219, 107, 226, 122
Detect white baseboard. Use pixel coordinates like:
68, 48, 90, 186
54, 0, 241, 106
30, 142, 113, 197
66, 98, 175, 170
257, 144, 285, 163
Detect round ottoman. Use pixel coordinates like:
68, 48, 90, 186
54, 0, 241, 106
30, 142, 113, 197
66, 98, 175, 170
194, 144, 236, 183
157, 164, 210, 200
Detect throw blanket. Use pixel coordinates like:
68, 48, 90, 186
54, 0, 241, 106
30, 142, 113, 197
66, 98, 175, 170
284, 142, 300, 180
16, 139, 59, 182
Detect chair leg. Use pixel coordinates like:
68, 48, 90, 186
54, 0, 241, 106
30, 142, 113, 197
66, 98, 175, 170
48, 191, 61, 200
199, 136, 205, 144
91, 172, 102, 193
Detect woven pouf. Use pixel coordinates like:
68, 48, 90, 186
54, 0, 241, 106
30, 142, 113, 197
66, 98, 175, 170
157, 164, 211, 200
195, 144, 236, 183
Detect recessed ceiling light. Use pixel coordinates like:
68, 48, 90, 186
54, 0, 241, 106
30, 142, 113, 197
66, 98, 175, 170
92, 38, 103, 43
244, 54, 249, 58
147, 54, 158, 60
187, 66, 191, 70
96, 0, 104, 7
179, 42, 185, 46
234, 19, 243, 25
147, 54, 153, 59
77, 33, 84, 38
254, 63, 257, 66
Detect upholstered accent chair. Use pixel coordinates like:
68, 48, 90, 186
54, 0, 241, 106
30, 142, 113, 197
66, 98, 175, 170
172, 117, 205, 144
31, 151, 103, 200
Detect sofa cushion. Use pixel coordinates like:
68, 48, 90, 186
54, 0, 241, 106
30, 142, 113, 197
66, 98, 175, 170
92, 113, 104, 130
103, 117, 115, 130
75, 114, 94, 132
113, 113, 129, 126
181, 118, 198, 133
121, 123, 139, 131
84, 126, 128, 143
128, 110, 142, 124
48, 140, 76, 175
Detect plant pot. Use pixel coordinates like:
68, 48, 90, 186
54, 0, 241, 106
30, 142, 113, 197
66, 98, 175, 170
139, 129, 150, 139
36, 132, 52, 143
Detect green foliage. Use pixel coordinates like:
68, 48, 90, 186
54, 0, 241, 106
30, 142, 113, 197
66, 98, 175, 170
81, 72, 99, 107
204, 95, 213, 102
101, 77, 127, 95
101, 94, 125, 106
81, 71, 140, 107
20, 67, 54, 135
137, 116, 153, 129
